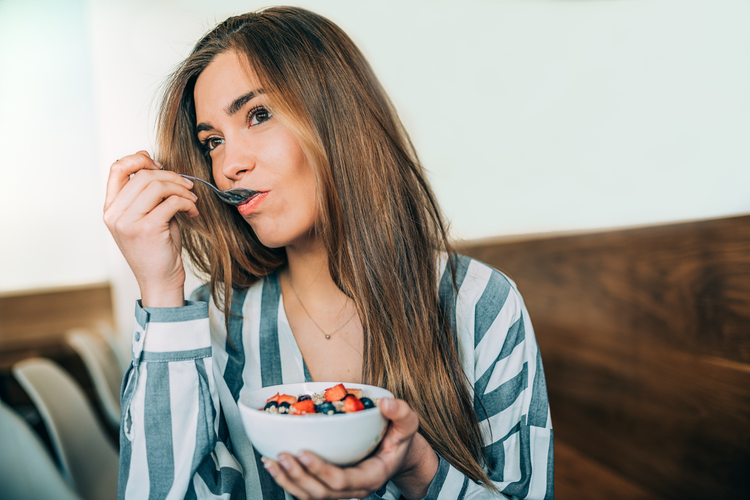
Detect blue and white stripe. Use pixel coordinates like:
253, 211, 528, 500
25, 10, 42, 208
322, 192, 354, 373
119, 255, 553, 499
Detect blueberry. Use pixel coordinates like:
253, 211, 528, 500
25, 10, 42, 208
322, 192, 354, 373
279, 402, 291, 409
298, 394, 312, 402
317, 402, 335, 415
360, 397, 375, 409
264, 401, 278, 410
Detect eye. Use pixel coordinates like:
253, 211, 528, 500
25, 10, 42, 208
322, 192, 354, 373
200, 136, 224, 154
248, 106, 272, 126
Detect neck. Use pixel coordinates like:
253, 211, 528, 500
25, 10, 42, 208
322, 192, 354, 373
284, 232, 344, 309
281, 232, 363, 382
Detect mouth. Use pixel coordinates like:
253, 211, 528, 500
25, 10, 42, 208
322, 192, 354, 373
237, 191, 269, 216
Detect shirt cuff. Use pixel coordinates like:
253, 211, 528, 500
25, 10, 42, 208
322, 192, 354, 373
133, 299, 210, 361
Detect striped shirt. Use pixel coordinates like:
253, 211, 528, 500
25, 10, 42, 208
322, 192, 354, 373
119, 254, 554, 499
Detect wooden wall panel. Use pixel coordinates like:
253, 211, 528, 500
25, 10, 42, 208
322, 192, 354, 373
459, 215, 750, 500
555, 441, 662, 500
0, 283, 114, 354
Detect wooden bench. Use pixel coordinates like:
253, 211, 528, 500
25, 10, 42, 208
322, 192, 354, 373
460, 215, 750, 499
3, 223, 748, 498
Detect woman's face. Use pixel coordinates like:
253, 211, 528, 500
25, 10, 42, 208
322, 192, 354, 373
193, 51, 318, 249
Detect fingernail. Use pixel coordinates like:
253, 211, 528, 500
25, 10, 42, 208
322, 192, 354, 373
278, 456, 291, 471
382, 398, 393, 411
297, 452, 311, 466
154, 160, 163, 168
264, 461, 278, 477
183, 178, 194, 187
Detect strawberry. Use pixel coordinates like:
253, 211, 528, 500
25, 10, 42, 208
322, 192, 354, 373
266, 393, 281, 403
278, 394, 297, 405
342, 395, 365, 413
325, 383, 348, 402
292, 399, 316, 415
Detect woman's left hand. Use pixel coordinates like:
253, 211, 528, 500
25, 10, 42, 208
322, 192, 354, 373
262, 398, 439, 500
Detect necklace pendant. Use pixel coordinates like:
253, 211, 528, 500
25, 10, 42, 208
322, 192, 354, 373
325, 334, 331, 340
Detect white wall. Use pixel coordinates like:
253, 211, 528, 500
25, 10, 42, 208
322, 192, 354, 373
1, 0, 749, 337
0, 0, 108, 292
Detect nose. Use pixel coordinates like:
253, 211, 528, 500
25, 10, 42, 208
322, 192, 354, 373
215, 136, 255, 187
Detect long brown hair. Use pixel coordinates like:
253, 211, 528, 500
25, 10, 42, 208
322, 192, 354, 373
156, 6, 494, 490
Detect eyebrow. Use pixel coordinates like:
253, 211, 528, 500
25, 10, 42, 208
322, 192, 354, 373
195, 89, 264, 133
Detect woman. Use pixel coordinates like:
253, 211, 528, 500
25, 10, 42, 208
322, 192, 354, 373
104, 6, 553, 500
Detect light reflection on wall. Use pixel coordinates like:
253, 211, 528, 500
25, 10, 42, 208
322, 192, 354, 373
1, 0, 749, 338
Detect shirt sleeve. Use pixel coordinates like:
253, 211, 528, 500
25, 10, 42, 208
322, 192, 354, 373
422, 264, 554, 500
118, 300, 245, 499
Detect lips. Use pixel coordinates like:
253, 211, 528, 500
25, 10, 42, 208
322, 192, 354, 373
237, 191, 269, 216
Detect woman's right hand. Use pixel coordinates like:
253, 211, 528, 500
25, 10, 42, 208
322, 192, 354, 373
103, 151, 199, 308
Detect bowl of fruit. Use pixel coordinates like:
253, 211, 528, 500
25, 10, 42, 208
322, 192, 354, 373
237, 382, 394, 465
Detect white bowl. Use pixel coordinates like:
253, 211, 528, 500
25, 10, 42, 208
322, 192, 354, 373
237, 382, 393, 465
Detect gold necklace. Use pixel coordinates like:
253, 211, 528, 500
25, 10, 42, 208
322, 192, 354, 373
289, 278, 356, 340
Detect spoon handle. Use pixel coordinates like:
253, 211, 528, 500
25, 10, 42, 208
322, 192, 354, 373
179, 174, 218, 191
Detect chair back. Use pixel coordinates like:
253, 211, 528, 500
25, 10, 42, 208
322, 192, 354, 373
13, 358, 119, 500
0, 398, 82, 500
66, 329, 123, 429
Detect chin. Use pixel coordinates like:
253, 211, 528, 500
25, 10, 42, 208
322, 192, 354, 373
252, 232, 288, 250
247, 216, 316, 250
248, 223, 294, 249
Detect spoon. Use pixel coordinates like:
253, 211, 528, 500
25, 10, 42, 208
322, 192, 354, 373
179, 174, 260, 206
